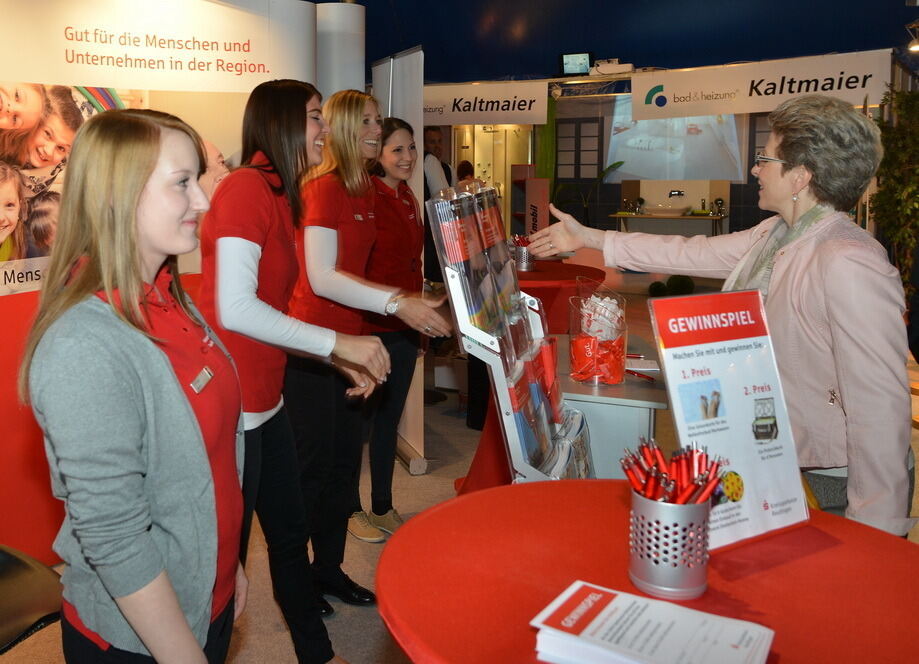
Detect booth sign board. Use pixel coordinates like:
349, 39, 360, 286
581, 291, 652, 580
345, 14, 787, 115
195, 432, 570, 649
424, 81, 548, 125
0, 0, 313, 93
632, 49, 890, 120
649, 290, 809, 550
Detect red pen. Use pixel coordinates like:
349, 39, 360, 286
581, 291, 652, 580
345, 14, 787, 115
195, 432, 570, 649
673, 480, 699, 505
626, 353, 644, 359
643, 467, 660, 499
621, 459, 644, 492
638, 443, 655, 469
693, 471, 724, 504
625, 369, 655, 382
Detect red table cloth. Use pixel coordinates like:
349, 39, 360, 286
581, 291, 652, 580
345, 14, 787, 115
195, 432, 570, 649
377, 480, 919, 663
517, 261, 606, 334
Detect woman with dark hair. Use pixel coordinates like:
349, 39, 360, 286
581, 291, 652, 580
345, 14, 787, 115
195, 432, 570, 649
285, 90, 450, 613
356, 117, 425, 535
20, 108, 241, 663
197, 79, 384, 663
531, 94, 912, 535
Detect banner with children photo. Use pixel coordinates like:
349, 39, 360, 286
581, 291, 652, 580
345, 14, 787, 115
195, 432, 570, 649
0, 83, 146, 294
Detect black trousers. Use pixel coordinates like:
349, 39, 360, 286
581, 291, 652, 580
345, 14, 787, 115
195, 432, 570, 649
62, 600, 233, 664
239, 408, 334, 664
283, 356, 363, 584
356, 329, 420, 515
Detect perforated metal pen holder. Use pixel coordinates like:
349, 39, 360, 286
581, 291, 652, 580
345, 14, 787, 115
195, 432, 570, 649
515, 245, 534, 271
628, 490, 710, 600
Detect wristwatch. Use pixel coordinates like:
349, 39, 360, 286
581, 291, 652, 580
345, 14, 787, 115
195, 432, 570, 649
385, 293, 404, 315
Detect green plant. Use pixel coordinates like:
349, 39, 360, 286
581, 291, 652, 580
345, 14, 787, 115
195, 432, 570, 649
553, 160, 625, 213
872, 88, 919, 295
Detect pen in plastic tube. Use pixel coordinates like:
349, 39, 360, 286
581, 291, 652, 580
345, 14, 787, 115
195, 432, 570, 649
699, 448, 709, 474
688, 471, 712, 503
679, 453, 690, 489
707, 456, 722, 479
673, 480, 699, 505
639, 443, 655, 469
621, 459, 644, 492
625, 447, 651, 475
630, 461, 647, 484
642, 467, 660, 499
669, 455, 681, 483
693, 471, 724, 504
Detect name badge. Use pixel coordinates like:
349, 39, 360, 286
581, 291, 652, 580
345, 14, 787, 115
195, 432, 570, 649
190, 366, 214, 394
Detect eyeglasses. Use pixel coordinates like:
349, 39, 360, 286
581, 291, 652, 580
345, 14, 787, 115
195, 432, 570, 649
753, 152, 787, 166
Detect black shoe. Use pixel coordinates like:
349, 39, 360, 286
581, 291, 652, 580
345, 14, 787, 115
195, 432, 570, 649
315, 593, 334, 617
316, 574, 376, 605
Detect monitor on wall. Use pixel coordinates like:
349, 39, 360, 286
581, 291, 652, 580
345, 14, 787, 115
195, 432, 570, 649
560, 52, 593, 76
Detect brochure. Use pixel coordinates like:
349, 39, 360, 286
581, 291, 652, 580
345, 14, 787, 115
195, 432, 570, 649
531, 580, 773, 664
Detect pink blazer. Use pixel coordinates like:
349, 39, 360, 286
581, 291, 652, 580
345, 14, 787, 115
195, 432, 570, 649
604, 212, 912, 535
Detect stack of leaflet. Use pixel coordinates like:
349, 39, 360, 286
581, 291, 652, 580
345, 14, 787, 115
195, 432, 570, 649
531, 580, 773, 664
427, 186, 592, 480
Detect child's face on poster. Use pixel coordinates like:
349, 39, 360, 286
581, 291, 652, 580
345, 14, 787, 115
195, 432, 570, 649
26, 114, 76, 169
0, 179, 21, 243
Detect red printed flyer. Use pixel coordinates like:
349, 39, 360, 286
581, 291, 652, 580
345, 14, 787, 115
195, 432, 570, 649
531, 580, 773, 664
649, 290, 808, 549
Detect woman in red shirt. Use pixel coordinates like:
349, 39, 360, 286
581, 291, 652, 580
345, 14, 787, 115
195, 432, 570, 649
285, 90, 451, 612
198, 80, 385, 663
20, 110, 243, 662
359, 118, 426, 535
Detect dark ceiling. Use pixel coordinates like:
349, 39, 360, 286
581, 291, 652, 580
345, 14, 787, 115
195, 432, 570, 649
361, 0, 918, 82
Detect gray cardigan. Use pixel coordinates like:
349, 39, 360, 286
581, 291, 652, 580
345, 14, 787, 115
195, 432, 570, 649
29, 295, 245, 655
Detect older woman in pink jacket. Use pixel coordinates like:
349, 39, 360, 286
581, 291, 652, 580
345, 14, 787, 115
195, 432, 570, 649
531, 94, 912, 536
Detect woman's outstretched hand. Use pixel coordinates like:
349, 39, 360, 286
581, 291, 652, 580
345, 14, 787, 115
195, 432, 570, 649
528, 204, 604, 256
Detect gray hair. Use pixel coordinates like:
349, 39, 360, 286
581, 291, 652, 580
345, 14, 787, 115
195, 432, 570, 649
769, 94, 882, 211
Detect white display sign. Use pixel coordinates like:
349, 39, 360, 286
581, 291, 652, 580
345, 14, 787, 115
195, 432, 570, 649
424, 81, 547, 125
632, 49, 890, 120
649, 290, 808, 549
372, 47, 425, 205
0, 0, 315, 93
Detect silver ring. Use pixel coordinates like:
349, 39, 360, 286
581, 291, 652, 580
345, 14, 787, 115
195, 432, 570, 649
424, 325, 432, 333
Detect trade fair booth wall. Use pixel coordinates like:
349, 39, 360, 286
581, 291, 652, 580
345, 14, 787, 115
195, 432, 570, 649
0, 0, 369, 564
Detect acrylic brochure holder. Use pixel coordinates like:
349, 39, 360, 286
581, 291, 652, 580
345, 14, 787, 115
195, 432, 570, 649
427, 185, 592, 482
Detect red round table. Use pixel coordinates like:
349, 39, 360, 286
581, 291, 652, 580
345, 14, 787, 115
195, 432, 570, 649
517, 261, 606, 334
377, 480, 919, 663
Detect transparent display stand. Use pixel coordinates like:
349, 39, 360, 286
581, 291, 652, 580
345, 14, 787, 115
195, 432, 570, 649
429, 185, 591, 482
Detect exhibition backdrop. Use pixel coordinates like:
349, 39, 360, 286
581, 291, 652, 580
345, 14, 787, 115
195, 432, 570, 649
0, 0, 331, 563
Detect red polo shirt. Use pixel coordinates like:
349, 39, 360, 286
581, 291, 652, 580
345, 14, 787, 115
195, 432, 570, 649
364, 176, 424, 333
289, 172, 376, 335
197, 153, 300, 413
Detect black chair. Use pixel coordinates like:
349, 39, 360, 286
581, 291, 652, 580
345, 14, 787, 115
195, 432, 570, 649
0, 544, 62, 655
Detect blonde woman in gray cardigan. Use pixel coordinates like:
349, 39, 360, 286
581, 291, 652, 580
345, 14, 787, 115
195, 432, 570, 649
20, 109, 245, 663
531, 95, 912, 537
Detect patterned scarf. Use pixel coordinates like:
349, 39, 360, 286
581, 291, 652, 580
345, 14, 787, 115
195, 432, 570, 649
725, 204, 833, 300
